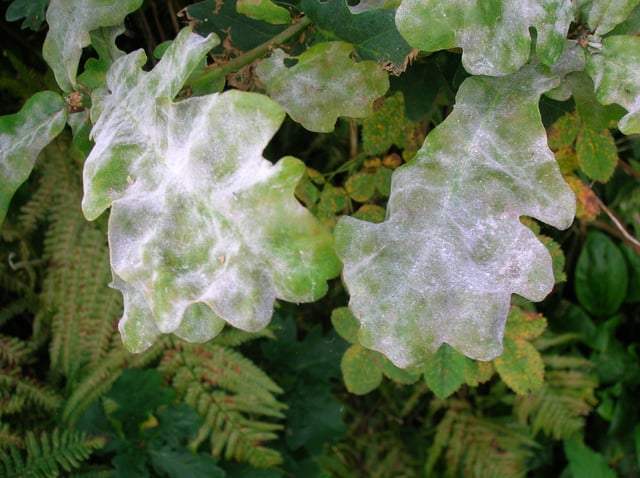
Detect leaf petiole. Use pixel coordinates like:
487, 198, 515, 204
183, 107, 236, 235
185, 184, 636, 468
188, 15, 312, 93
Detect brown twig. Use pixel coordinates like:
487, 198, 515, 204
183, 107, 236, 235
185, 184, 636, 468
150, 0, 168, 43
137, 9, 157, 66
168, 0, 182, 35
592, 195, 640, 254
618, 159, 640, 181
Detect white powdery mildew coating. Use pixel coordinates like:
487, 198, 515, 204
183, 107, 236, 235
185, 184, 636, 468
585, 0, 640, 35
109, 92, 289, 345
396, 0, 573, 76
84, 29, 339, 351
83, 29, 219, 220
256, 42, 389, 133
335, 66, 575, 367
0, 91, 67, 224
587, 35, 640, 134
42, 0, 143, 92
0, 92, 65, 182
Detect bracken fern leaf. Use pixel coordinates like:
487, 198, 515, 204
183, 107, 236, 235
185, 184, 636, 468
159, 340, 286, 468
426, 399, 539, 478
515, 355, 598, 439
0, 429, 105, 478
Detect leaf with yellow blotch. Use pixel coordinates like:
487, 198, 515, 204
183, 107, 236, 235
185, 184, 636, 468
341, 344, 383, 394
576, 124, 619, 182
565, 175, 602, 221
494, 307, 546, 395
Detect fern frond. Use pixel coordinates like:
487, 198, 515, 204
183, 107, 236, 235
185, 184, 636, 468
515, 355, 597, 439
426, 400, 539, 478
0, 422, 22, 449
159, 341, 286, 468
61, 339, 168, 425
1, 50, 48, 97
0, 369, 62, 416
211, 327, 275, 347
0, 263, 34, 302
17, 161, 60, 235
68, 469, 115, 478
0, 336, 32, 366
0, 428, 105, 478
0, 298, 35, 330
24, 140, 123, 383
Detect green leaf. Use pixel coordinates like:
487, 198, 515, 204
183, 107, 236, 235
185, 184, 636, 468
621, 244, 640, 303
541, 234, 568, 283
301, 0, 413, 70
563, 437, 618, 478
0, 91, 66, 226
380, 356, 421, 384
504, 307, 547, 341
547, 112, 579, 151
5, 0, 48, 30
576, 124, 618, 182
575, 231, 628, 317
294, 176, 321, 207
579, 0, 640, 35
83, 29, 340, 352
335, 66, 575, 367
586, 35, 640, 134
42, 0, 143, 92
494, 337, 544, 395
422, 344, 470, 399
319, 184, 349, 214
187, 0, 286, 53
361, 91, 426, 155
341, 344, 383, 394
374, 166, 393, 197
345, 172, 376, 202
395, 0, 573, 76
463, 360, 495, 387
236, 0, 291, 24
106, 369, 174, 437
352, 204, 386, 223
331, 307, 360, 344
257, 42, 389, 132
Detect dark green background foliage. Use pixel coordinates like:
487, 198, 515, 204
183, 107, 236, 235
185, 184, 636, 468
1, 1, 640, 477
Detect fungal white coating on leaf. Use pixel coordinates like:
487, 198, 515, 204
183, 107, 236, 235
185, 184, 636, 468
395, 0, 573, 76
0, 91, 67, 225
335, 65, 575, 367
256, 42, 389, 132
586, 35, 640, 134
582, 0, 640, 36
43, 0, 144, 92
83, 29, 340, 351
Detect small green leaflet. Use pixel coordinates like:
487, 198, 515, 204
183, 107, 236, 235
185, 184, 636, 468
236, 0, 291, 24
257, 42, 389, 133
395, 0, 573, 76
0, 91, 67, 226
42, 0, 143, 92
83, 29, 340, 351
335, 65, 575, 367
4, 0, 49, 30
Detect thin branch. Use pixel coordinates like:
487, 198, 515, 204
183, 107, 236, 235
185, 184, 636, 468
168, 0, 181, 35
618, 159, 640, 181
137, 9, 158, 66
188, 16, 312, 92
151, 0, 168, 43
592, 195, 640, 254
